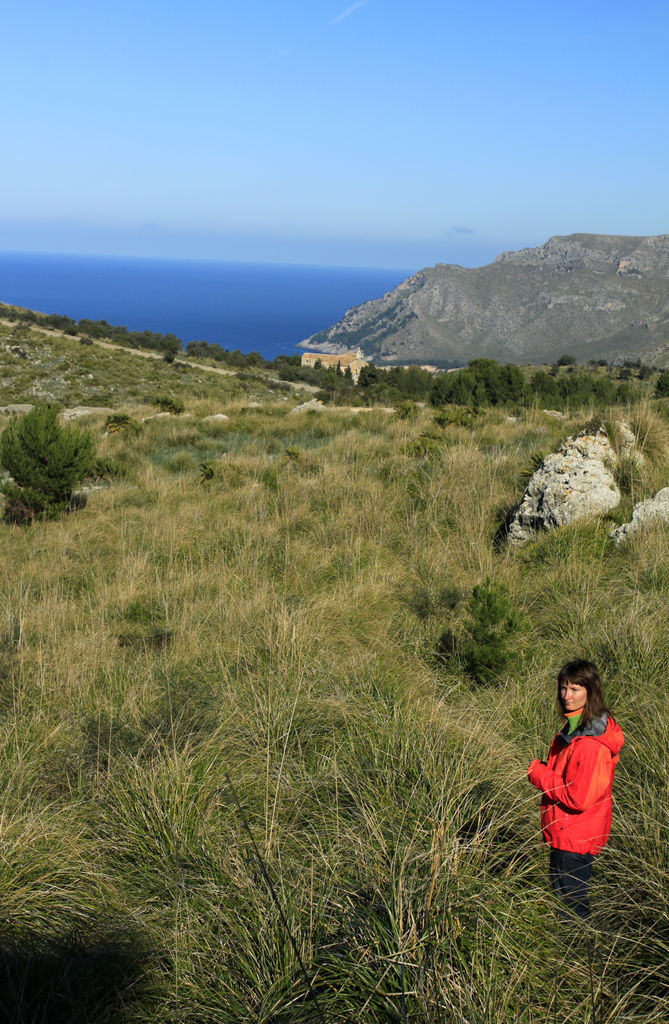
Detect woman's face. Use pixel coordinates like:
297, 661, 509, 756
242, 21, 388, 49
560, 680, 588, 712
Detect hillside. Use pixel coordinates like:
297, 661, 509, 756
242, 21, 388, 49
0, 303, 313, 409
1, 322, 669, 1021
301, 233, 669, 367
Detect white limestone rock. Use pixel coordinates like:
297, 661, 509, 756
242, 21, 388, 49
508, 426, 621, 545
615, 419, 645, 464
203, 413, 229, 422
610, 487, 669, 544
0, 404, 34, 415
62, 406, 115, 419
290, 398, 324, 414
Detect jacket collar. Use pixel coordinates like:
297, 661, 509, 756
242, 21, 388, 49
558, 712, 608, 745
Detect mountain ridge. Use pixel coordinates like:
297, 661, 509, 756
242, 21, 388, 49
300, 233, 669, 367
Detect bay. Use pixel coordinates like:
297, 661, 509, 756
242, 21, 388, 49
0, 251, 413, 361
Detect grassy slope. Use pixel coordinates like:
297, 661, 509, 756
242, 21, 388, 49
0, 315, 307, 408
1, 329, 669, 1020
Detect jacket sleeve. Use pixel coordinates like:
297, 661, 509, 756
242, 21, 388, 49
528, 741, 611, 811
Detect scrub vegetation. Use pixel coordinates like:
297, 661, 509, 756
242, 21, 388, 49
1, 325, 669, 1021
0, 404, 94, 521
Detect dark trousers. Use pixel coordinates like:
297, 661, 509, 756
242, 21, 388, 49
549, 848, 594, 920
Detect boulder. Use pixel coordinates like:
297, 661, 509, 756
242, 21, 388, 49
616, 419, 645, 464
290, 398, 324, 414
508, 426, 621, 545
203, 413, 229, 422
0, 404, 34, 415
610, 487, 669, 544
62, 406, 115, 419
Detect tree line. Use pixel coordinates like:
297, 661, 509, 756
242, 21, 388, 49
307, 356, 661, 409
428, 358, 654, 410
7, 306, 182, 357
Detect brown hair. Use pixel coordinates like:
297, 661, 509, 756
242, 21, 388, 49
557, 660, 609, 726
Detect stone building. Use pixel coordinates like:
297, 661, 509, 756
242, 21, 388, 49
300, 348, 367, 383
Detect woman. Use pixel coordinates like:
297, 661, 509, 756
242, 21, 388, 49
528, 660, 624, 920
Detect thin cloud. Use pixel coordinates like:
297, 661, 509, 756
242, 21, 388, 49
266, 49, 290, 64
330, 1, 367, 26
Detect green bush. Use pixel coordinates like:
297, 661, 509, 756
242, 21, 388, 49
0, 405, 95, 521
92, 456, 124, 480
461, 578, 521, 683
402, 434, 441, 458
104, 413, 141, 435
433, 405, 477, 428
151, 395, 184, 414
395, 400, 419, 420
655, 370, 669, 397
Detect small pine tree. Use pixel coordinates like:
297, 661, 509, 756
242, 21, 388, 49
462, 578, 520, 683
0, 404, 95, 521
655, 370, 669, 397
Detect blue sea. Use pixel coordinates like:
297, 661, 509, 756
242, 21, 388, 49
0, 251, 414, 361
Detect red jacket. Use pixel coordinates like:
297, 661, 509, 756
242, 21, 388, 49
528, 714, 624, 855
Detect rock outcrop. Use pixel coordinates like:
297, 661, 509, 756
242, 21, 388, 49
508, 426, 621, 545
0, 404, 34, 415
290, 398, 324, 414
610, 488, 669, 543
615, 419, 645, 464
61, 406, 115, 419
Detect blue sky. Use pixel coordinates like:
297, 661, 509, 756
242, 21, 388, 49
1, 0, 668, 269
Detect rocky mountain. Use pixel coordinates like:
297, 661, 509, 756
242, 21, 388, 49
300, 234, 669, 366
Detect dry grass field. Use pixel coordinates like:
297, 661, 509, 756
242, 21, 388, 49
1, 381, 669, 1021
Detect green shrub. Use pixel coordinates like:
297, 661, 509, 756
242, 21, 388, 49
655, 370, 669, 397
402, 434, 441, 458
396, 400, 419, 420
434, 406, 477, 428
151, 395, 184, 415
92, 456, 124, 480
104, 413, 141, 435
461, 578, 521, 684
261, 467, 279, 491
0, 404, 95, 521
